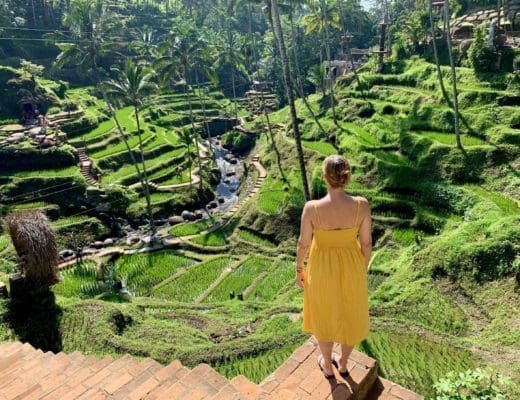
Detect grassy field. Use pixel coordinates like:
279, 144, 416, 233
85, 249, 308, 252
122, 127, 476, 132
153, 256, 233, 302
250, 259, 294, 301
359, 328, 477, 399
236, 229, 277, 248
169, 218, 218, 237
114, 252, 196, 296
205, 256, 272, 302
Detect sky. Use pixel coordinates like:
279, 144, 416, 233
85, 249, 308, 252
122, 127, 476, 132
361, 0, 373, 10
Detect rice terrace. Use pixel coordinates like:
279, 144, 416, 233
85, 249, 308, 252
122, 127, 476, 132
0, 0, 518, 399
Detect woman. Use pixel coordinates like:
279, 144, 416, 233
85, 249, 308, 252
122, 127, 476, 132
296, 155, 372, 379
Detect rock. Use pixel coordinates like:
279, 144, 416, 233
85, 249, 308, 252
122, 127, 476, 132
59, 249, 74, 258
169, 216, 185, 225
224, 179, 231, 185
218, 197, 225, 204
103, 238, 114, 247
195, 211, 204, 219
208, 201, 218, 209
181, 210, 196, 221
92, 241, 104, 249
126, 236, 141, 246
226, 171, 236, 177
229, 158, 238, 165
230, 187, 237, 193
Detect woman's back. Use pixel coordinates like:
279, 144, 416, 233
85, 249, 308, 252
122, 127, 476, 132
312, 195, 361, 231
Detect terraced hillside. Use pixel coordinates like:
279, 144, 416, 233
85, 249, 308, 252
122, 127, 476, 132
0, 56, 519, 399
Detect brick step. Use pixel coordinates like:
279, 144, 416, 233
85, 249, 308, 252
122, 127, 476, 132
261, 339, 378, 400
0, 340, 424, 400
366, 378, 423, 400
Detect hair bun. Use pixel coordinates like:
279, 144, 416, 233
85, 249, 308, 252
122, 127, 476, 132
322, 155, 352, 188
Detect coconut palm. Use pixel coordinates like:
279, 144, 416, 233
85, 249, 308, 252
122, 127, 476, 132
53, 0, 116, 81
130, 25, 159, 65
179, 128, 194, 189
442, 0, 463, 150
103, 59, 158, 235
268, 0, 311, 201
302, 0, 341, 127
156, 21, 207, 186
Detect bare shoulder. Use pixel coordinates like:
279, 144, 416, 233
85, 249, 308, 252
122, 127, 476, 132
303, 200, 318, 213
354, 196, 371, 211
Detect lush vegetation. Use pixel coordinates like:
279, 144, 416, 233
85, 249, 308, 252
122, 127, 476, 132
0, 0, 519, 397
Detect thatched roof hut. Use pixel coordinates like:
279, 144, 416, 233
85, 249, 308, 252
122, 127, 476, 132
4, 211, 59, 288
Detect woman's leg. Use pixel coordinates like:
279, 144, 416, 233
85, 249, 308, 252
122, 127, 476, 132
338, 344, 354, 372
318, 341, 334, 375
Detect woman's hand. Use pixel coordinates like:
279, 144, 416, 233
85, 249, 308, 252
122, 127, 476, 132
295, 270, 304, 289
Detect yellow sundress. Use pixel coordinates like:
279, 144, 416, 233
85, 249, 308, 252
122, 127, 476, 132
302, 200, 370, 345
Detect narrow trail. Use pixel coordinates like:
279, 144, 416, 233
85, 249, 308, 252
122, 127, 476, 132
77, 147, 98, 186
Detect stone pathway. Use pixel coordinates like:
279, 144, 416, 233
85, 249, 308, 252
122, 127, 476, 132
78, 147, 98, 186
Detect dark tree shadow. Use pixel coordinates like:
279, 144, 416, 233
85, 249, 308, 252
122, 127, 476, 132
7, 285, 62, 353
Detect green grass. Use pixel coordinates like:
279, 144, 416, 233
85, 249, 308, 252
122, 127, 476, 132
0, 235, 11, 253
53, 261, 108, 299
102, 147, 186, 184
190, 229, 228, 247
250, 259, 294, 301
391, 228, 417, 246
359, 328, 477, 399
205, 256, 272, 302
302, 140, 337, 156
465, 185, 520, 216
236, 229, 277, 248
52, 216, 92, 229
415, 131, 486, 146
90, 130, 154, 160
1, 166, 80, 179
153, 256, 233, 302
169, 218, 218, 237
257, 179, 288, 215
115, 252, 196, 296
214, 342, 300, 383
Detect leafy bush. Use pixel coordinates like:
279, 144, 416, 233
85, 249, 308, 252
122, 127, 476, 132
414, 215, 519, 282
468, 25, 500, 73
0, 144, 78, 171
222, 130, 256, 155
434, 368, 516, 400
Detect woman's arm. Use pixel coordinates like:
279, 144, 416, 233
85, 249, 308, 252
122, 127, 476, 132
358, 198, 372, 270
296, 202, 313, 288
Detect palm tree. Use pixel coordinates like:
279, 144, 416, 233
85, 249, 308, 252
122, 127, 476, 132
268, 0, 311, 201
130, 25, 159, 65
53, 0, 115, 81
179, 128, 194, 189
302, 0, 341, 127
156, 21, 207, 187
103, 59, 158, 235
287, 0, 328, 139
442, 0, 463, 150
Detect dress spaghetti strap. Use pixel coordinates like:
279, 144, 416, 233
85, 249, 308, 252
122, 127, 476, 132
354, 198, 361, 227
314, 204, 322, 229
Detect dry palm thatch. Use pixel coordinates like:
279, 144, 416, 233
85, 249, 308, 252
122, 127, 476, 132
4, 211, 59, 288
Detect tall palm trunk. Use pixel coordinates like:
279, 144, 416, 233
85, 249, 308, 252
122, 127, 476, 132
134, 106, 156, 235
321, 0, 337, 128
184, 66, 203, 188
288, 0, 328, 139
428, 0, 450, 103
270, 0, 310, 201
336, 0, 360, 86
443, 0, 463, 150
195, 74, 212, 156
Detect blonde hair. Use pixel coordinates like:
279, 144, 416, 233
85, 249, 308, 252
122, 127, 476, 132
322, 155, 351, 188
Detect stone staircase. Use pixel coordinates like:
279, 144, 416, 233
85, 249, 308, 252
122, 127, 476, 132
0, 339, 423, 400
77, 147, 98, 186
